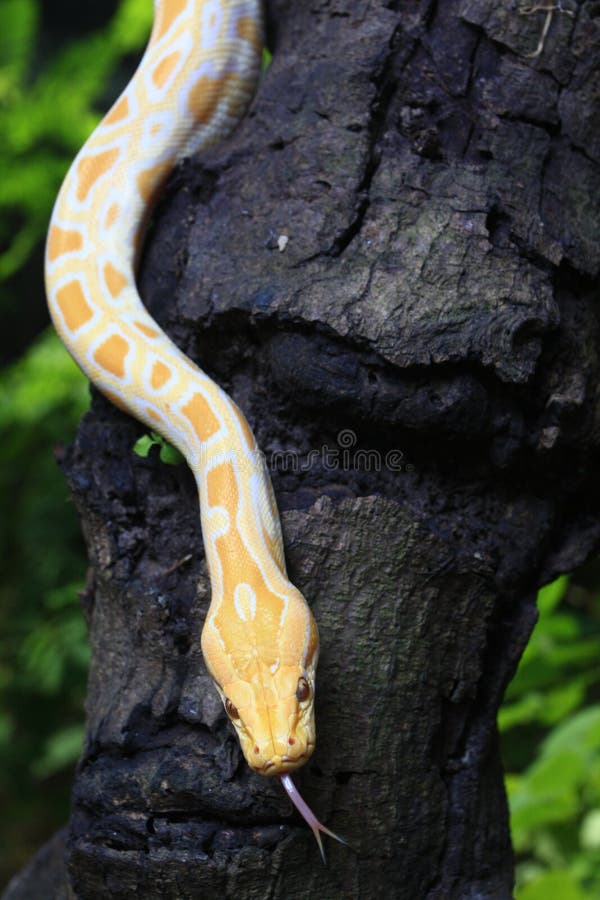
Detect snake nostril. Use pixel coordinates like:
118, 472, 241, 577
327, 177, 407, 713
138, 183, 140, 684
254, 745, 260, 754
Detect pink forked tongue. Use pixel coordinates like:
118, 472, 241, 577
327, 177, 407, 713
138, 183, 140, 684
280, 773, 348, 863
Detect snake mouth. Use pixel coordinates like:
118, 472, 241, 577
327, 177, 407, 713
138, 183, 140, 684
256, 747, 314, 776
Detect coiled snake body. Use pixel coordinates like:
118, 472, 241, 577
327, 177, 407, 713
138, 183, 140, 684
45, 0, 343, 859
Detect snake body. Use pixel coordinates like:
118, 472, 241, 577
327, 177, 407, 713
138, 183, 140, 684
45, 0, 343, 858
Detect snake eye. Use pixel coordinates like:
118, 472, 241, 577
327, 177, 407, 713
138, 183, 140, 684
225, 699, 240, 720
296, 676, 311, 703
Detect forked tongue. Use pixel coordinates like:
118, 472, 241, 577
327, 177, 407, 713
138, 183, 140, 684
280, 773, 348, 863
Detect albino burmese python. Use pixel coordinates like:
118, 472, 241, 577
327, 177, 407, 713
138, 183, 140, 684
45, 0, 345, 860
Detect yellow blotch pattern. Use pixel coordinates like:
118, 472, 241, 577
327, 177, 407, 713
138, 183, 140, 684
237, 15, 261, 51
93, 334, 130, 379
134, 321, 160, 339
105, 203, 120, 229
207, 458, 239, 510
76, 149, 120, 203
47, 226, 83, 262
56, 281, 93, 332
188, 74, 230, 124
227, 91, 249, 120
103, 262, 128, 299
152, 51, 181, 89
207, 462, 284, 646
151, 361, 172, 389
181, 392, 221, 442
153, 0, 188, 40
104, 95, 130, 126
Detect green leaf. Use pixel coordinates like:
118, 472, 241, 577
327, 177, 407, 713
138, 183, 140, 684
133, 431, 183, 466
45, 582, 83, 611
580, 809, 600, 849
31, 724, 85, 779
0, 328, 88, 428
0, 0, 38, 90
499, 692, 546, 731
500, 678, 588, 731
542, 705, 600, 759
133, 433, 157, 458
110, 0, 153, 53
537, 575, 570, 616
159, 442, 184, 466
516, 869, 587, 900
507, 749, 583, 844
506, 705, 600, 852
262, 47, 272, 71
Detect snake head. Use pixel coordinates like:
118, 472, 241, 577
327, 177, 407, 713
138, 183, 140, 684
201, 584, 319, 776
215, 656, 318, 775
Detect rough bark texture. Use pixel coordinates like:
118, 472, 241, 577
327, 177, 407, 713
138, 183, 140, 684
6, 0, 600, 898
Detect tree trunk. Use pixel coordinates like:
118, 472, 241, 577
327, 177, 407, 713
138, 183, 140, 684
6, 0, 600, 897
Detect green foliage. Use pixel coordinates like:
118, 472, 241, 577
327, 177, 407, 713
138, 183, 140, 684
0, 329, 90, 882
262, 47, 272, 71
0, 0, 153, 283
501, 577, 600, 898
134, 430, 184, 466
31, 723, 87, 780
500, 576, 600, 736
517, 870, 589, 900
0, 0, 152, 884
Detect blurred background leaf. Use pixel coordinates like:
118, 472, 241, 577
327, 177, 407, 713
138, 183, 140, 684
0, 331, 89, 883
0, 0, 152, 367
0, 0, 151, 886
502, 575, 600, 898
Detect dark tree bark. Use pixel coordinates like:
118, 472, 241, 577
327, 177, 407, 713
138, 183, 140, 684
6, 0, 600, 897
